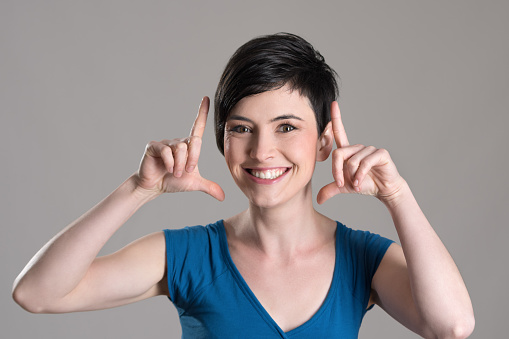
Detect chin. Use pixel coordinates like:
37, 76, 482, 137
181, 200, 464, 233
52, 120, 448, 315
246, 187, 311, 210
248, 196, 283, 209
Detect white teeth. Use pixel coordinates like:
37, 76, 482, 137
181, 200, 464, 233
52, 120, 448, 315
250, 169, 286, 179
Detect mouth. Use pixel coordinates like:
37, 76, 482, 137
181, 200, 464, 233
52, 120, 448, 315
243, 167, 291, 181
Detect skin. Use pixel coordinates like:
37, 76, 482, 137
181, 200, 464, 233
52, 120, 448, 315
12, 89, 474, 338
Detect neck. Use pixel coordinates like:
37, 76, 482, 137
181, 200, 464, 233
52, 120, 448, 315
227, 184, 334, 259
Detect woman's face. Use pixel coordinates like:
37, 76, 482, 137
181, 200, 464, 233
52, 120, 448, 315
224, 85, 322, 209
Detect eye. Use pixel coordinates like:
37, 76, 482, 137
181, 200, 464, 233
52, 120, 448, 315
230, 125, 252, 133
278, 124, 296, 133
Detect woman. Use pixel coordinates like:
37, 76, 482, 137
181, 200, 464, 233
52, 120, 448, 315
12, 33, 474, 338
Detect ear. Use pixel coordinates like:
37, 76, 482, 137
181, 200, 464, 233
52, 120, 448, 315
316, 121, 333, 162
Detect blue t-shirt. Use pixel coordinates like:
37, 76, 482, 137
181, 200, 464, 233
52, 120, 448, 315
164, 220, 393, 338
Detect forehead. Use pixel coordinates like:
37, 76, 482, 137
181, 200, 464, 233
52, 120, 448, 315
228, 85, 316, 122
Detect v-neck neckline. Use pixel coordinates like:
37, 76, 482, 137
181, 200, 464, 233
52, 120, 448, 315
217, 219, 340, 337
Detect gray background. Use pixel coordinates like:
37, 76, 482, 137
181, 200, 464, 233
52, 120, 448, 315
1, 1, 507, 338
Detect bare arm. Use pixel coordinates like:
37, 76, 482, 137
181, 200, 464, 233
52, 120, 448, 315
12, 97, 224, 313
318, 102, 474, 338
372, 183, 474, 338
12, 176, 164, 313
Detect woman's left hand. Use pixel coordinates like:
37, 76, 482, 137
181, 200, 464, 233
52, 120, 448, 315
317, 102, 407, 205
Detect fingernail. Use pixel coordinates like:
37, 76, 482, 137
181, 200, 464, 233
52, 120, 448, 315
175, 171, 182, 177
187, 165, 195, 172
354, 179, 359, 186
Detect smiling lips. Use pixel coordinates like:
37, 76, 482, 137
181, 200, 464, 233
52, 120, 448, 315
245, 167, 290, 180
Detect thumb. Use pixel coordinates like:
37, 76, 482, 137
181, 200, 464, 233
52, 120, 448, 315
316, 182, 348, 205
198, 177, 225, 201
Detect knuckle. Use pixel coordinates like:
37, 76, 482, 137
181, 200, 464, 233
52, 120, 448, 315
332, 149, 344, 159
145, 141, 160, 154
176, 142, 188, 151
146, 140, 158, 149
332, 150, 338, 159
189, 136, 202, 146
346, 159, 358, 171
356, 163, 367, 174
161, 146, 172, 156
359, 154, 370, 165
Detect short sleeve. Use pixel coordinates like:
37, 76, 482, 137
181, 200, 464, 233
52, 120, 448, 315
336, 222, 394, 311
163, 224, 226, 311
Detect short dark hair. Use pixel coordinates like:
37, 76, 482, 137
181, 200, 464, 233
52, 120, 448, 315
214, 32, 339, 155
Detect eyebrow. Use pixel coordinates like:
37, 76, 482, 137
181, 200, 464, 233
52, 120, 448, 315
227, 114, 304, 123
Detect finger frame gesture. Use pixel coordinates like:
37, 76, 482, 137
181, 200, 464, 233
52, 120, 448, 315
317, 102, 404, 205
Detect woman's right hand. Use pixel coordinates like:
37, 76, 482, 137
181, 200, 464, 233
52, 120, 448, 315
12, 97, 224, 314
135, 96, 225, 201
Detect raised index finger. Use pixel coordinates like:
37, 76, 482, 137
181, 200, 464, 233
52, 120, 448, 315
331, 101, 349, 148
190, 96, 210, 138
186, 96, 210, 172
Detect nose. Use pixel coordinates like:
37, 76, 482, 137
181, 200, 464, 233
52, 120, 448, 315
249, 131, 275, 162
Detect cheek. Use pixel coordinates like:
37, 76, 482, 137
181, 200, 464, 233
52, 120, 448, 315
223, 133, 237, 156
284, 132, 319, 159
223, 138, 233, 169
223, 135, 231, 159
223, 135, 244, 170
